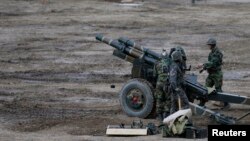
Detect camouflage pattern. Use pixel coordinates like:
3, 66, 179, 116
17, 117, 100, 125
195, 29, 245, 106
206, 71, 223, 92
169, 46, 187, 73
203, 47, 223, 92
175, 46, 186, 61
202, 46, 229, 107
162, 115, 189, 137
169, 61, 189, 114
154, 57, 171, 115
203, 47, 223, 72
175, 46, 187, 72
171, 51, 182, 62
162, 125, 174, 137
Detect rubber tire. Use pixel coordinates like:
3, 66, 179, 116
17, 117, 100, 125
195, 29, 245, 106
119, 78, 154, 118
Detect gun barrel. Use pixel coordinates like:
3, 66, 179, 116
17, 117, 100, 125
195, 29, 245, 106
96, 34, 124, 50
113, 50, 135, 63
118, 37, 161, 60
96, 34, 157, 65
96, 34, 142, 57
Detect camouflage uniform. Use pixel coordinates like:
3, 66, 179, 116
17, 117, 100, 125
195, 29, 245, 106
153, 57, 171, 117
201, 38, 229, 108
203, 47, 223, 92
175, 46, 187, 73
169, 52, 189, 114
169, 46, 187, 74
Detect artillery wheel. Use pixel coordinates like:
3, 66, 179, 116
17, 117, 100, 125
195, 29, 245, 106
119, 78, 154, 118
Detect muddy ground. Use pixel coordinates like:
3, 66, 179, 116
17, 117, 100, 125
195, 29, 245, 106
0, 0, 250, 140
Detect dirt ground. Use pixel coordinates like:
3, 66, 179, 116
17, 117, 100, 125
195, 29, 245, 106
0, 0, 250, 140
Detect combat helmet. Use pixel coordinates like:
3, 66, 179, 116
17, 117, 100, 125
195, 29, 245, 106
207, 38, 216, 45
171, 51, 182, 62
169, 47, 176, 58
175, 46, 186, 60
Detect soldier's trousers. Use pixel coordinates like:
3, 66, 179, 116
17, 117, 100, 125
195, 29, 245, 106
206, 71, 229, 106
170, 88, 189, 114
206, 71, 223, 92
199, 71, 223, 106
155, 81, 170, 114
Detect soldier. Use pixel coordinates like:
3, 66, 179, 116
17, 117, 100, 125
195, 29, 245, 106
175, 46, 187, 72
169, 46, 187, 74
169, 51, 190, 114
153, 49, 171, 121
196, 38, 230, 109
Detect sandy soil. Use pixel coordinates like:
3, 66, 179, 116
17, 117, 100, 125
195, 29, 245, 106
0, 0, 250, 140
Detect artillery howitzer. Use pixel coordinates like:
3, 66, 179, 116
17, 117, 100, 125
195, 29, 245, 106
96, 34, 250, 125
